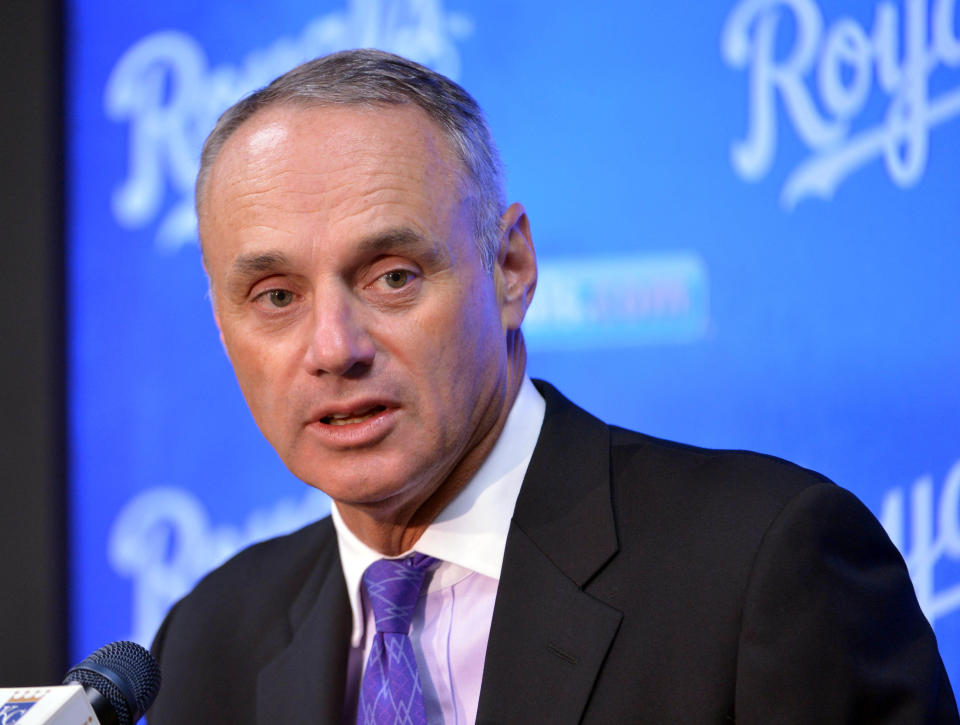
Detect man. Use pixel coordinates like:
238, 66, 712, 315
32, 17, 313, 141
148, 49, 958, 724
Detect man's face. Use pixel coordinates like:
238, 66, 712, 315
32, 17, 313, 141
201, 103, 521, 523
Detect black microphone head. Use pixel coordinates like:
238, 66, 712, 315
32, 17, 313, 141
63, 640, 161, 725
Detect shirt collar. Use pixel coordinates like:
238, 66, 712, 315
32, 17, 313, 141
331, 376, 546, 647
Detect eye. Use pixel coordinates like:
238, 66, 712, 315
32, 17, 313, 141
262, 289, 294, 307
382, 270, 412, 289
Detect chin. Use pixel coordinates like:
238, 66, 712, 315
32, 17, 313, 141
292, 460, 422, 504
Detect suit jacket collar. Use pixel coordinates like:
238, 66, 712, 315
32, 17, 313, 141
512, 380, 619, 586
477, 380, 622, 724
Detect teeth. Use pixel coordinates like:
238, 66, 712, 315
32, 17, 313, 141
328, 414, 368, 426
323, 405, 385, 426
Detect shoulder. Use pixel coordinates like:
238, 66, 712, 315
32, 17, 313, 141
152, 516, 338, 660
605, 424, 890, 571
202, 514, 337, 585
609, 425, 834, 514
148, 516, 341, 722
533, 377, 842, 547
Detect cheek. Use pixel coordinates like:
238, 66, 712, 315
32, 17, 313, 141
418, 285, 505, 394
413, 286, 496, 359
456, 279, 505, 354
224, 333, 292, 415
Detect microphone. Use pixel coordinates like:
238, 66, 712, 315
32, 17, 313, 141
0, 641, 161, 725
63, 641, 161, 725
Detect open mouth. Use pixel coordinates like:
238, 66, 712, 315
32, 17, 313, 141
320, 405, 387, 426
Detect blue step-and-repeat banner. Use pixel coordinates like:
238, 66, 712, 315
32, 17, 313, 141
69, 0, 960, 687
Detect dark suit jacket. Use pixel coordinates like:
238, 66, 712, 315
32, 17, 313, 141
148, 381, 959, 723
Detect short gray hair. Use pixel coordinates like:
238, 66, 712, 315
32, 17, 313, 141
197, 48, 506, 270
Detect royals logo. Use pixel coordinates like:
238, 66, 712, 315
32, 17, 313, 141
0, 702, 35, 725
880, 457, 960, 627
722, 0, 960, 206
108, 486, 331, 646
0, 693, 41, 724
105, 0, 473, 251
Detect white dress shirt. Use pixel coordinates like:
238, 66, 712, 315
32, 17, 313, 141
332, 377, 546, 724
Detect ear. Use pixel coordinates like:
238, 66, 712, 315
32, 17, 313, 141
495, 202, 537, 331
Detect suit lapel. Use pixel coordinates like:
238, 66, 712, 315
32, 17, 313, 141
257, 541, 351, 725
476, 381, 622, 724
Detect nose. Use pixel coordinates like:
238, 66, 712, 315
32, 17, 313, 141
303, 289, 376, 377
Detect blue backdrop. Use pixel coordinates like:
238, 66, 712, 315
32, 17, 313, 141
68, 0, 960, 691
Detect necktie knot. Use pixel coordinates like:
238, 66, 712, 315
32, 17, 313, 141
362, 553, 437, 635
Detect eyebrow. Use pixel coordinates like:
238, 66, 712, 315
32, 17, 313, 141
221, 251, 293, 299
230, 250, 292, 278
351, 227, 446, 266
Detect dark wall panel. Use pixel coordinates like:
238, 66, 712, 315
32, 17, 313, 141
0, 0, 66, 685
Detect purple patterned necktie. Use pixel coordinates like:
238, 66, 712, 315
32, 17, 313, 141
356, 553, 438, 725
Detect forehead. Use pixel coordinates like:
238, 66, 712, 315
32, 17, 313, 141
201, 102, 465, 223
